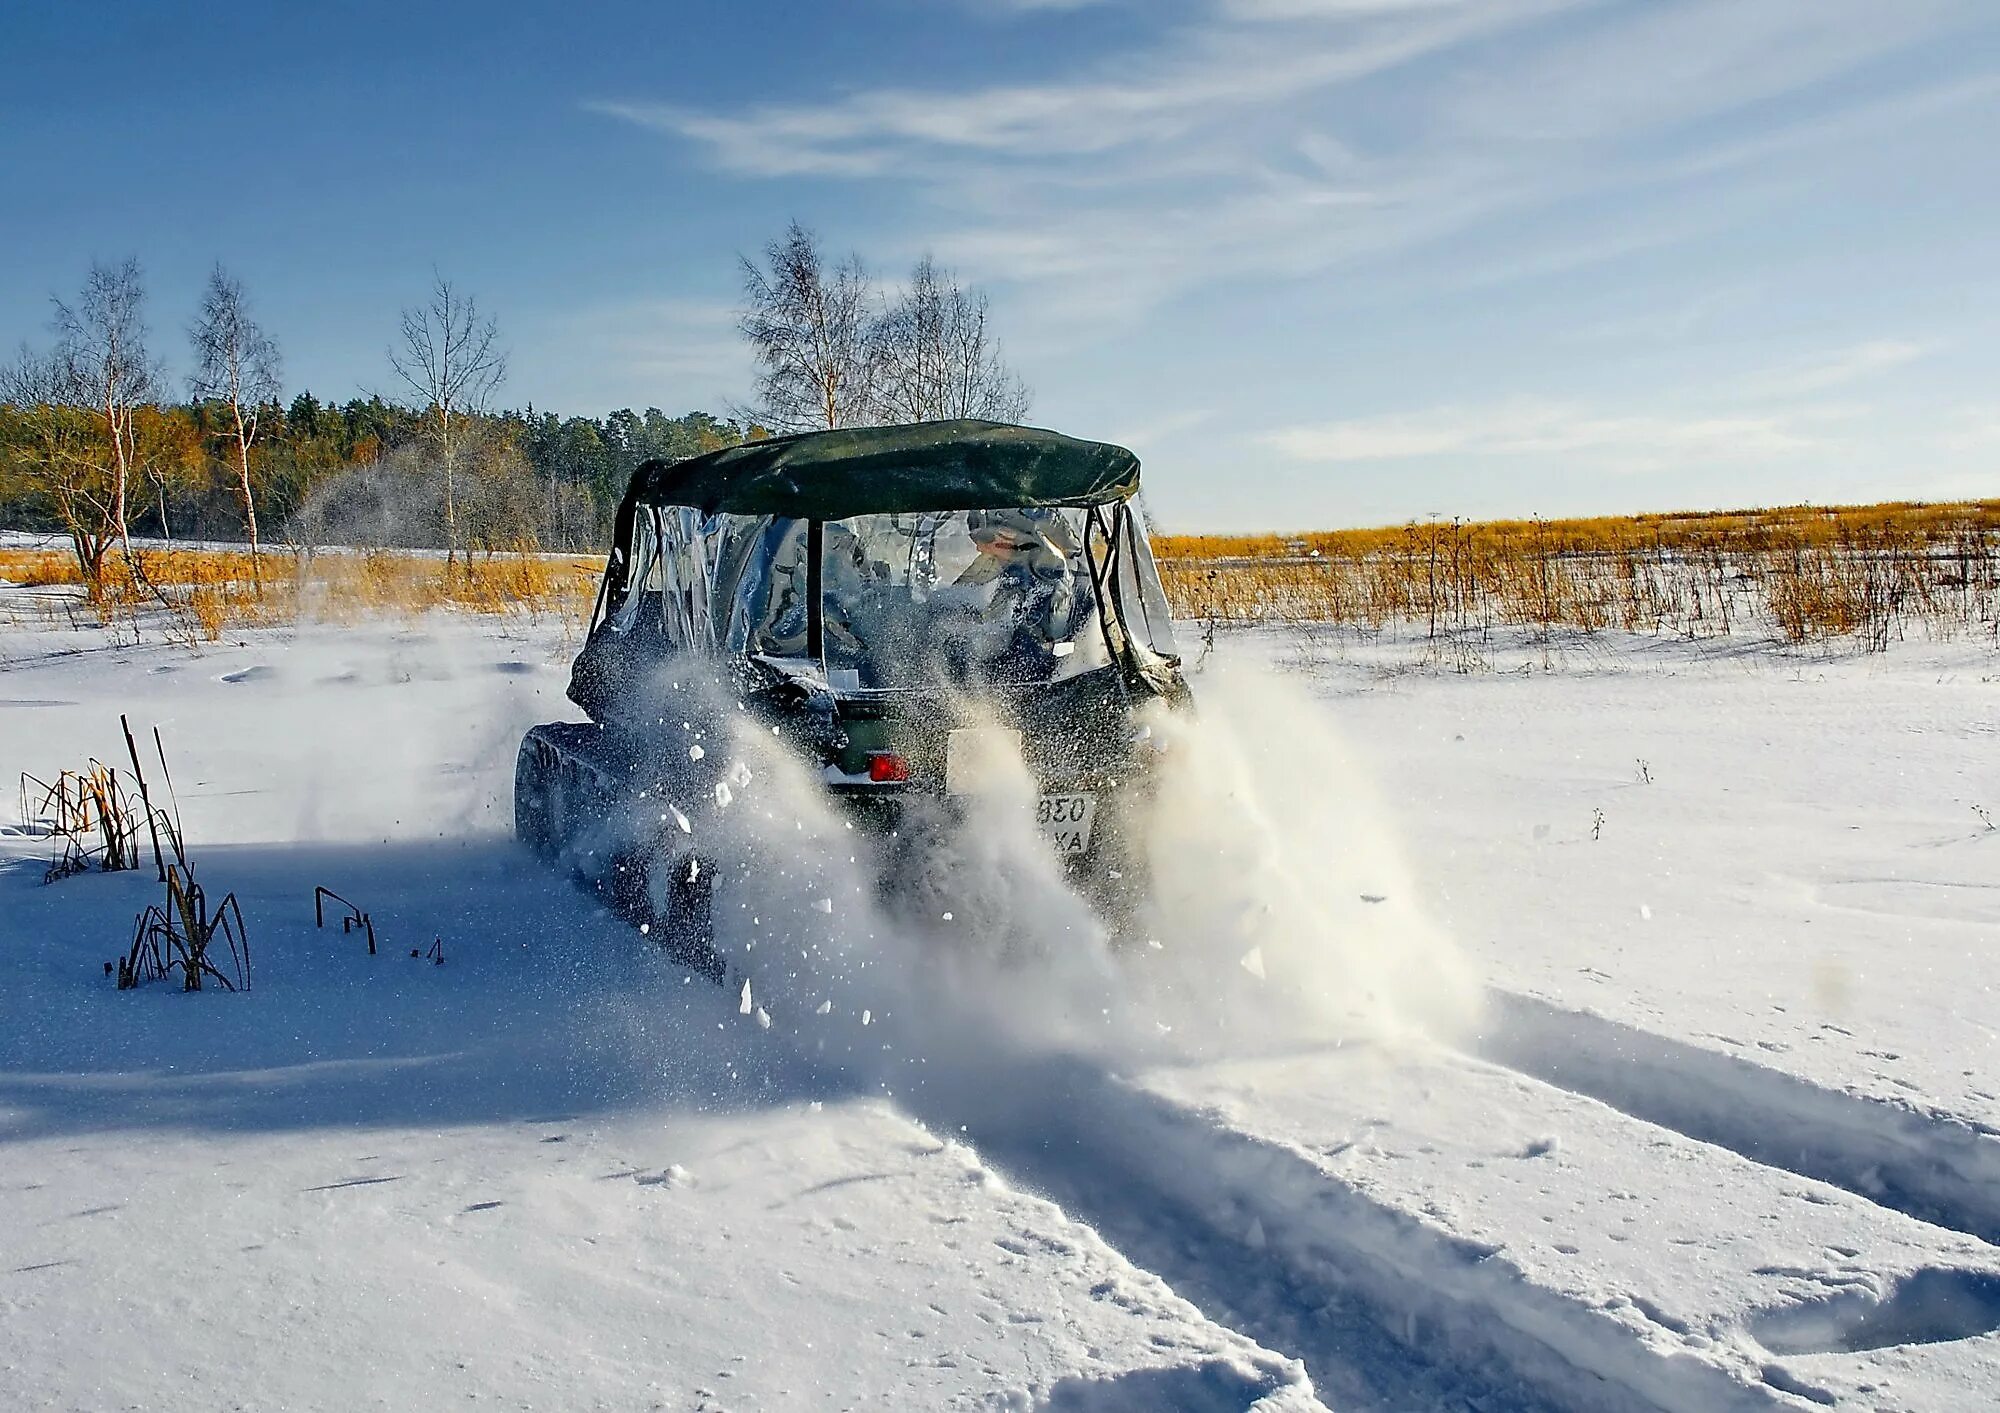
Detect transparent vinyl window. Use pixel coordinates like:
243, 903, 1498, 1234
1116, 505, 1180, 659
732, 518, 813, 659
818, 508, 1104, 690
608, 507, 662, 632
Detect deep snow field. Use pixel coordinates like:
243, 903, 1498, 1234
2, 592, 1998, 1412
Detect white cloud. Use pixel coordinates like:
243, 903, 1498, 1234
592, 0, 1986, 341
592, 2, 1531, 176
1661, 69, 2000, 183
1262, 398, 1820, 467
1565, 286, 1749, 345
535, 298, 752, 414
1744, 340, 1931, 399
589, 0, 1578, 319
1220, 0, 1468, 17
1436, 0, 1981, 150
1112, 405, 1217, 450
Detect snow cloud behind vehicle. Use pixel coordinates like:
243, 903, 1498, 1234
657, 655, 1478, 1093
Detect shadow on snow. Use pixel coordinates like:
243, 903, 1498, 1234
0, 838, 851, 1141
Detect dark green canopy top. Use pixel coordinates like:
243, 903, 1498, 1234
626, 419, 1140, 520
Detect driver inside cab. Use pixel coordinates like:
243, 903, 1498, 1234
946, 508, 1078, 678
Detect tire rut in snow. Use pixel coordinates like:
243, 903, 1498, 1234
889, 1054, 1783, 1413
1472, 989, 2000, 1246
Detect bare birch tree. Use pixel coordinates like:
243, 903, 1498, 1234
51, 259, 158, 570
869, 255, 1030, 425
0, 346, 122, 597
739, 223, 874, 432
389, 274, 506, 566
190, 265, 282, 587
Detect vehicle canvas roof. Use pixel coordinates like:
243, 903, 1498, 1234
625, 419, 1141, 520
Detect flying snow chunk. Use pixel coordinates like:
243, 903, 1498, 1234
816, 999, 832, 1015
814, 898, 833, 914
1239, 946, 1267, 980
1640, 902, 1653, 920
862, 1009, 872, 1026
756, 1008, 771, 1030
689, 744, 705, 762
670, 806, 692, 834
739, 980, 753, 1016
714, 782, 734, 808
1244, 1217, 1267, 1250
636, 1164, 694, 1188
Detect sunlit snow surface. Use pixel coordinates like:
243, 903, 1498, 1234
2, 600, 1998, 1411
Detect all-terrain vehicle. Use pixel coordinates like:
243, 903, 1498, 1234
514, 419, 1189, 976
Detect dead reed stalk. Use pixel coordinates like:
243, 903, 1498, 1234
1155, 499, 2000, 650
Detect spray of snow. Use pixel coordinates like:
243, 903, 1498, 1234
652, 690, 1122, 1084
1132, 660, 1483, 1052
616, 655, 1477, 1097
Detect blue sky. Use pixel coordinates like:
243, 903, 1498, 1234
3, 0, 1996, 530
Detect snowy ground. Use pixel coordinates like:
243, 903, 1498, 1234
2, 599, 1997, 1411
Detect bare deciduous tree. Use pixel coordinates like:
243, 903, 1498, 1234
0, 346, 122, 597
190, 265, 282, 587
739, 223, 875, 432
52, 259, 158, 569
869, 255, 1030, 425
389, 274, 506, 566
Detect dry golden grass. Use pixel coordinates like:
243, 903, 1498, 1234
1154, 499, 2000, 648
8, 497, 1996, 653
0, 543, 601, 641
0, 548, 84, 588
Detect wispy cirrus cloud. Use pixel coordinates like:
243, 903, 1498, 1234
1259, 335, 1928, 470
1218, 0, 1474, 19
536, 298, 752, 413
591, 1, 1526, 174
589, 0, 1582, 323
1743, 340, 1931, 399
584, 0, 1994, 523
593, 0, 1990, 335
1262, 399, 1821, 469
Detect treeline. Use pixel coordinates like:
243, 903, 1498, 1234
0, 260, 759, 600
3, 225, 1030, 605
0, 393, 749, 548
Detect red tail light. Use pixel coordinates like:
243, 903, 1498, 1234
867, 752, 910, 783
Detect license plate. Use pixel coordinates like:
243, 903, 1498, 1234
1037, 793, 1097, 854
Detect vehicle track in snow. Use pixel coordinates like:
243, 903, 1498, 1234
883, 1051, 1836, 1413
577, 875, 1999, 1412
1471, 988, 2000, 1246
888, 1053, 1554, 1413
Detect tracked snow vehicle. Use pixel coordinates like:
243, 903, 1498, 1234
515, 419, 1188, 974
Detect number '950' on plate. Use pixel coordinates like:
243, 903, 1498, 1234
1037, 793, 1096, 854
